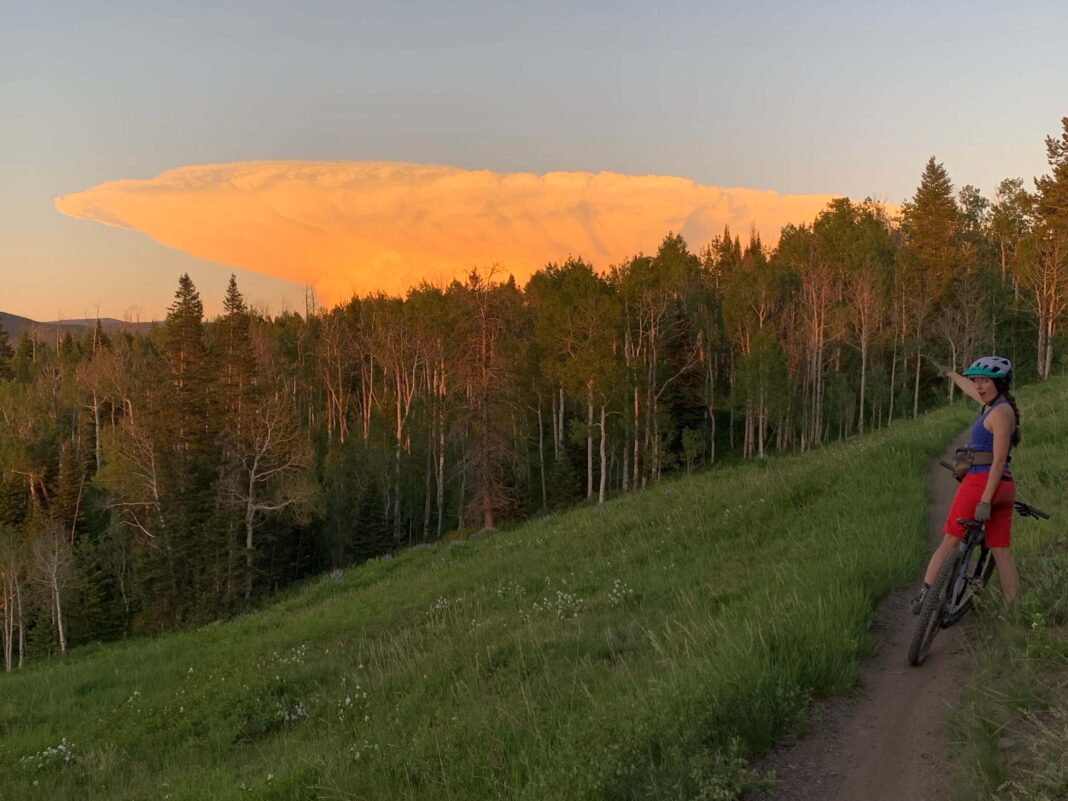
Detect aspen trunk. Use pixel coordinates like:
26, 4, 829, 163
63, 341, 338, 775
436, 377, 446, 539
51, 579, 66, 654
422, 424, 433, 540
2, 577, 13, 671
913, 347, 922, 418
586, 380, 594, 500
558, 387, 565, 460
598, 403, 607, 504
888, 331, 898, 425
16, 578, 24, 668
245, 493, 256, 600
555, 386, 563, 461
707, 352, 717, 465
457, 449, 466, 532
537, 399, 547, 509
93, 390, 102, 470
758, 385, 766, 458
481, 483, 494, 530
858, 334, 867, 435
1037, 314, 1052, 379
393, 392, 403, 541
632, 385, 640, 491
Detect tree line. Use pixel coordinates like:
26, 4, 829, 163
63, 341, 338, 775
2, 119, 1067, 668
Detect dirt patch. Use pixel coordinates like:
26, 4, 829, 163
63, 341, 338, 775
749, 434, 972, 801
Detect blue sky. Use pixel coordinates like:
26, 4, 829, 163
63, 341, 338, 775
2, 0, 1066, 320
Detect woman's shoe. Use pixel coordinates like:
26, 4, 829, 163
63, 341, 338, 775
910, 585, 929, 614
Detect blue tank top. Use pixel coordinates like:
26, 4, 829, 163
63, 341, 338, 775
966, 397, 1013, 475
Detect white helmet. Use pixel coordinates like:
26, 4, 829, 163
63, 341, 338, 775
962, 355, 1012, 380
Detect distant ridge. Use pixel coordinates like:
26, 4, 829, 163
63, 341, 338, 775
0, 311, 156, 341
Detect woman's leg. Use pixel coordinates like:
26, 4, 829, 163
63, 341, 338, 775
990, 547, 1019, 602
934, 473, 982, 586
915, 474, 977, 612
924, 535, 960, 586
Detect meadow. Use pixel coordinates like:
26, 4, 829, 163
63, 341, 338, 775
3, 380, 1061, 801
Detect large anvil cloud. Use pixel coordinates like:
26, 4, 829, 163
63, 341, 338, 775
55, 161, 839, 305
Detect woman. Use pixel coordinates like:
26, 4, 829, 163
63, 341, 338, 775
911, 355, 1022, 612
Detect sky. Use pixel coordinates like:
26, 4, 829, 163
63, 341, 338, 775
2, 0, 1066, 321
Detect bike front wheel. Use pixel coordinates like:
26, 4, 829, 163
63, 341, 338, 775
943, 545, 995, 627
908, 548, 962, 667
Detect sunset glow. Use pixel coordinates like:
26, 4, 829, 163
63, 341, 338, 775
56, 161, 840, 306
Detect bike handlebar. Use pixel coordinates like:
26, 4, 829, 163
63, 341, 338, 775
937, 461, 1050, 520
1015, 501, 1050, 519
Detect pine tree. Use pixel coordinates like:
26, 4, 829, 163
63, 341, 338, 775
215, 275, 257, 603
454, 271, 526, 530
164, 274, 208, 408
83, 319, 112, 355
13, 331, 39, 382
219, 275, 255, 420
902, 157, 960, 297
1035, 117, 1068, 238
58, 332, 79, 364
900, 157, 961, 415
144, 273, 220, 623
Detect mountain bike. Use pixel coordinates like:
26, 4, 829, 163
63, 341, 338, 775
907, 463, 1049, 667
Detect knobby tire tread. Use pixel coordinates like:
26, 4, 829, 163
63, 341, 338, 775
908, 549, 961, 667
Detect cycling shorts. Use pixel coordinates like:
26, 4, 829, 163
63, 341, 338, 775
944, 471, 1015, 548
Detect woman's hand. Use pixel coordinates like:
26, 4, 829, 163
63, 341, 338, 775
974, 501, 992, 522
924, 354, 952, 376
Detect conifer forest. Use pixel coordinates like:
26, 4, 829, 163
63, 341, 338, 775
2, 120, 1067, 668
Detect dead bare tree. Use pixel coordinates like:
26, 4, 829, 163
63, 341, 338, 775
933, 273, 985, 400
228, 390, 316, 598
31, 522, 73, 654
1017, 230, 1068, 379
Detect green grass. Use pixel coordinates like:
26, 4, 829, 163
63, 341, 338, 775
0, 402, 974, 801
947, 376, 1068, 801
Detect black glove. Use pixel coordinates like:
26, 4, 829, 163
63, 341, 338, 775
974, 501, 991, 522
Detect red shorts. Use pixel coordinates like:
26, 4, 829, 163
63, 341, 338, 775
944, 472, 1015, 548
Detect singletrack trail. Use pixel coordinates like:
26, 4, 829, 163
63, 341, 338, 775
750, 434, 972, 801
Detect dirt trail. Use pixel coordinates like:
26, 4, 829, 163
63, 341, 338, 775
751, 435, 972, 801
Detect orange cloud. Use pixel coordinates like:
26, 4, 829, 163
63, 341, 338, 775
55, 161, 841, 306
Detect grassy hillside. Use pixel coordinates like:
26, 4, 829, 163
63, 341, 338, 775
948, 377, 1068, 801
0, 398, 981, 801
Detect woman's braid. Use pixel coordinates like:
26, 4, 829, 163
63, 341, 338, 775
1004, 391, 1022, 447
993, 377, 1022, 447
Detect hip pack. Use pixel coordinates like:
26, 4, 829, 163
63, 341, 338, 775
952, 448, 994, 482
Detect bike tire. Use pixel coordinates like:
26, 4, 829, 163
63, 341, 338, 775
908, 548, 962, 667
943, 545, 995, 627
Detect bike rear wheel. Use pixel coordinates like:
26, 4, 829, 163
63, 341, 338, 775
908, 548, 961, 667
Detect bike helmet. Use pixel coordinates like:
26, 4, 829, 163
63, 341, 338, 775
961, 355, 1012, 380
